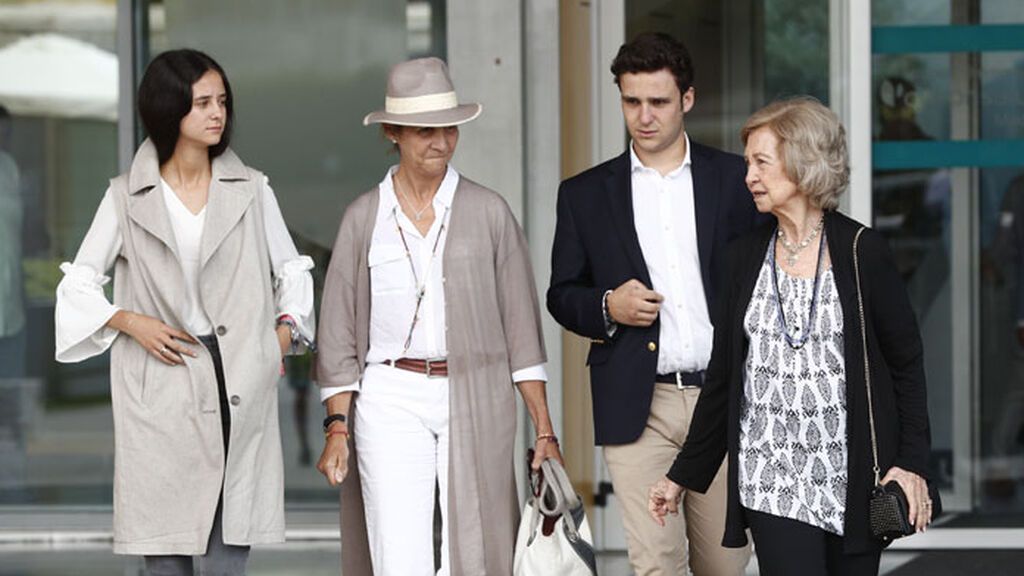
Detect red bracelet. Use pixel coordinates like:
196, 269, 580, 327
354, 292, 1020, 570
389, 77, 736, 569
536, 433, 558, 444
325, 429, 350, 440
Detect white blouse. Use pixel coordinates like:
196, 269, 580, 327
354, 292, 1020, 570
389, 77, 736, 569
55, 177, 315, 363
318, 166, 546, 401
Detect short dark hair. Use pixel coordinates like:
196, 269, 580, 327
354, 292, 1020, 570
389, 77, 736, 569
137, 49, 233, 165
610, 32, 694, 95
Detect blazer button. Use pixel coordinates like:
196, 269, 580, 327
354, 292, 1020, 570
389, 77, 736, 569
647, 341, 657, 352
216, 325, 227, 336
230, 395, 241, 406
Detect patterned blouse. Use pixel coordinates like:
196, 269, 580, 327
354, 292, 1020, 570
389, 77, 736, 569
738, 243, 848, 535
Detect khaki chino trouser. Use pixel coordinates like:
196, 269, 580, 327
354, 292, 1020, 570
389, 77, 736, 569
603, 383, 751, 576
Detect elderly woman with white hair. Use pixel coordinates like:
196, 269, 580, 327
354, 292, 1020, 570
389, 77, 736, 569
314, 57, 561, 576
648, 97, 938, 575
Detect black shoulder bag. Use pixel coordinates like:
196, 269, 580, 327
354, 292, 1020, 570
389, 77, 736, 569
853, 227, 940, 542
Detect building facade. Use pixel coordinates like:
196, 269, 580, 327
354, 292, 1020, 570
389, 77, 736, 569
0, 0, 1021, 553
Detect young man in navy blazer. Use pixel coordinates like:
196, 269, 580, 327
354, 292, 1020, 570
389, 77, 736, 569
547, 33, 762, 576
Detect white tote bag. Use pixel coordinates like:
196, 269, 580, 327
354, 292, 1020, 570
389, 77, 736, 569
513, 455, 597, 576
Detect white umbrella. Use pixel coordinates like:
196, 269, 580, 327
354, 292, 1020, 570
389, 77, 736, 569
0, 33, 117, 122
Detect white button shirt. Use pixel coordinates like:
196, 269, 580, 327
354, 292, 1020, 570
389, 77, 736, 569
630, 135, 713, 374
319, 166, 546, 401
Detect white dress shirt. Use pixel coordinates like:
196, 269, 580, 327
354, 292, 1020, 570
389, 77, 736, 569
319, 166, 546, 401
55, 177, 315, 362
630, 134, 713, 374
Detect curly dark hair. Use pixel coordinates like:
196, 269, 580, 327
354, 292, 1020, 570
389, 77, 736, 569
610, 32, 694, 95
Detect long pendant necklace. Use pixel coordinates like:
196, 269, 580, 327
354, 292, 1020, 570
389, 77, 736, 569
394, 176, 433, 222
777, 215, 824, 266
771, 227, 826, 350
395, 206, 449, 354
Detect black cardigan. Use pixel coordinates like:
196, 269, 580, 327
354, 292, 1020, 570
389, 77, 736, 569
667, 210, 935, 554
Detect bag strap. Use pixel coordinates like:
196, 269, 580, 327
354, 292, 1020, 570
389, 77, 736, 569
853, 226, 882, 488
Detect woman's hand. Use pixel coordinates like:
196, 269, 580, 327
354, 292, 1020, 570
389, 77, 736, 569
111, 310, 197, 365
317, 430, 350, 487
648, 477, 684, 527
881, 466, 932, 532
276, 324, 291, 357
531, 435, 564, 471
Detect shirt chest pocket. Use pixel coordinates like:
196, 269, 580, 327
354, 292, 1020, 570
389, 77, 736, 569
368, 243, 411, 294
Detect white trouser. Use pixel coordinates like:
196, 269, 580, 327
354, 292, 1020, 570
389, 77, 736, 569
355, 363, 450, 576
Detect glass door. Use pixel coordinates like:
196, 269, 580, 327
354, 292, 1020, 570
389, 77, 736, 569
871, 0, 1024, 516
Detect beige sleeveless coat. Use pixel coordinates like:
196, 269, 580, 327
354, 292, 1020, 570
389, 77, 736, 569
317, 175, 547, 575
106, 140, 285, 555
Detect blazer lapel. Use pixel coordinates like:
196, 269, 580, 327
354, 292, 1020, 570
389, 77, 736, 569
734, 224, 773, 329
605, 151, 652, 286
126, 139, 179, 260
691, 144, 719, 295
200, 149, 254, 268
825, 211, 859, 315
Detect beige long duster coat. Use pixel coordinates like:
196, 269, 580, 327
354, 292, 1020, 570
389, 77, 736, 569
317, 174, 546, 575
106, 141, 285, 554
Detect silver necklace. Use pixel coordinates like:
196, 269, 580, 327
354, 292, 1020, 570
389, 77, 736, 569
394, 176, 432, 222
777, 215, 825, 266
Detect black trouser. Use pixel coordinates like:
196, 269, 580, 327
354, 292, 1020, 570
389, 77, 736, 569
144, 335, 249, 575
745, 507, 881, 576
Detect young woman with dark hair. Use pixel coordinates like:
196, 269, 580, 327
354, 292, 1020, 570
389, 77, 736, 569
55, 48, 315, 575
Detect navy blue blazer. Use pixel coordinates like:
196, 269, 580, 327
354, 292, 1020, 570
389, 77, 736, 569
547, 142, 764, 445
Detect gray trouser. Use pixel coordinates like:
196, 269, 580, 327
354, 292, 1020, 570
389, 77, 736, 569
144, 337, 249, 575
143, 501, 250, 576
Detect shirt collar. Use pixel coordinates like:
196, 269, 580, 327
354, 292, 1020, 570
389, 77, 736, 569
378, 164, 460, 222
629, 132, 692, 178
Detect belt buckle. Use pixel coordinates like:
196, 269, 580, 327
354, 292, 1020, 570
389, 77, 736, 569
675, 372, 683, 390
425, 357, 445, 378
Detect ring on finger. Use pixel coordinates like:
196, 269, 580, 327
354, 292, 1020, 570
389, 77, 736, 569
160, 346, 170, 354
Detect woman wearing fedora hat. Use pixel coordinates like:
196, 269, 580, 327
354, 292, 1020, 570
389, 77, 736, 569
315, 57, 561, 576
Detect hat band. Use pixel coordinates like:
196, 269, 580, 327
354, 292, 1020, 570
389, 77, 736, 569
385, 91, 458, 115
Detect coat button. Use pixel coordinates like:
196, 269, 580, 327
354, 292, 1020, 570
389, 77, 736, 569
647, 341, 657, 352
230, 395, 241, 406
216, 325, 227, 336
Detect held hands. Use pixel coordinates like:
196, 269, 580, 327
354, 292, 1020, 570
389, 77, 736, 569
881, 466, 933, 532
531, 434, 565, 471
607, 279, 664, 327
115, 310, 197, 365
316, 425, 350, 487
647, 477, 684, 527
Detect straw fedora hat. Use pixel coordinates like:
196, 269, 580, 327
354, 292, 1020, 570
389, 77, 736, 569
363, 57, 482, 127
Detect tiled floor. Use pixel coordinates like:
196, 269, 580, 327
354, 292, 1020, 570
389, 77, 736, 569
0, 544, 985, 576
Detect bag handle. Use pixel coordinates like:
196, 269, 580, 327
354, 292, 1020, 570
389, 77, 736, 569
853, 226, 882, 488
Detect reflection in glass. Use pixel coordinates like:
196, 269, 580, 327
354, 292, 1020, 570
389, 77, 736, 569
871, 48, 955, 491
978, 49, 1024, 512
0, 0, 118, 505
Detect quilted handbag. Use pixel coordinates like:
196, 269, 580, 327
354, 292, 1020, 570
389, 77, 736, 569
853, 227, 941, 542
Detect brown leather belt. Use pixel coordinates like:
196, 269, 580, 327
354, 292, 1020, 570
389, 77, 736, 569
384, 357, 448, 378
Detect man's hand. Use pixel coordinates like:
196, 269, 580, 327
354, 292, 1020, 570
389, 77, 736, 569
648, 477, 684, 526
607, 279, 663, 327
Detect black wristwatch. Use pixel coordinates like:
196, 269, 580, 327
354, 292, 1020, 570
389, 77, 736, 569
322, 413, 347, 432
